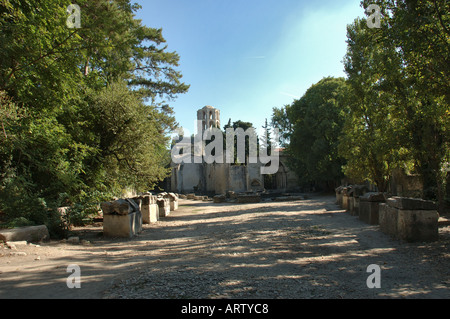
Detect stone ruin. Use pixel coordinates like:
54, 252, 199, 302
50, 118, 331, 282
139, 193, 159, 224
101, 198, 143, 238
379, 197, 439, 242
335, 185, 440, 242
100, 192, 180, 238
359, 192, 387, 225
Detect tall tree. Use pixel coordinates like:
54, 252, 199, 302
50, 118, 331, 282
339, 17, 413, 192
352, 0, 449, 203
0, 1, 189, 230
286, 77, 350, 190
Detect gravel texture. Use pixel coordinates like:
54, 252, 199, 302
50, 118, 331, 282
1, 195, 449, 299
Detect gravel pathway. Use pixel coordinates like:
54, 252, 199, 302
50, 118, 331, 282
1, 195, 449, 299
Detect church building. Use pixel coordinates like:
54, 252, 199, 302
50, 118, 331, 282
169, 106, 298, 195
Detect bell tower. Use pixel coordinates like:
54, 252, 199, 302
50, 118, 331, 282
197, 105, 220, 133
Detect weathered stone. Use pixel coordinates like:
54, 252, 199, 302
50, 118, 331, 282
352, 184, 370, 197
348, 196, 355, 214
360, 192, 386, 202
157, 198, 170, 217
213, 195, 226, 203
386, 196, 437, 211
141, 195, 159, 224
351, 196, 360, 216
342, 193, 350, 210
379, 201, 439, 242
359, 194, 386, 225
186, 193, 195, 200
143, 203, 159, 224
335, 186, 344, 206
168, 193, 179, 211
101, 199, 134, 216
6, 241, 27, 248
227, 191, 237, 199
397, 209, 439, 242
379, 203, 398, 237
0, 225, 49, 243
67, 236, 80, 244
237, 194, 261, 203
103, 211, 142, 238
341, 186, 351, 195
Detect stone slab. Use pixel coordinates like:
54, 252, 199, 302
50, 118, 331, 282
101, 199, 140, 216
0, 225, 49, 243
186, 194, 195, 200
170, 200, 178, 211
157, 198, 170, 217
348, 196, 355, 214
237, 194, 261, 203
142, 203, 159, 224
379, 203, 398, 237
359, 201, 382, 225
397, 209, 439, 242
352, 197, 360, 216
213, 195, 226, 203
379, 203, 439, 242
103, 211, 142, 238
386, 196, 437, 210
342, 194, 349, 210
360, 192, 386, 202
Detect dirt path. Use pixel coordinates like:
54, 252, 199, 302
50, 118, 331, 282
1, 195, 449, 299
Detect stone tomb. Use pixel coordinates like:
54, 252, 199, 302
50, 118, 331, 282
157, 197, 171, 217
139, 194, 159, 224
379, 197, 439, 242
335, 186, 344, 207
213, 194, 226, 203
341, 186, 351, 210
101, 198, 142, 238
359, 192, 386, 225
348, 185, 369, 216
237, 193, 261, 204
168, 193, 179, 211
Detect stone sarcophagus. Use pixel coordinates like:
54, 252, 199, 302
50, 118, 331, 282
237, 193, 261, 203
101, 198, 142, 238
335, 186, 344, 207
359, 192, 386, 225
379, 197, 438, 242
139, 193, 159, 224
157, 197, 170, 217
168, 193, 179, 211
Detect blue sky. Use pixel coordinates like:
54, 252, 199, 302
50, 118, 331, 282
134, 0, 365, 135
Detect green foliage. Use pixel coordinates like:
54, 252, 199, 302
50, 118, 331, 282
341, 1, 449, 201
0, 1, 189, 234
282, 77, 350, 189
271, 105, 291, 148
339, 17, 411, 192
